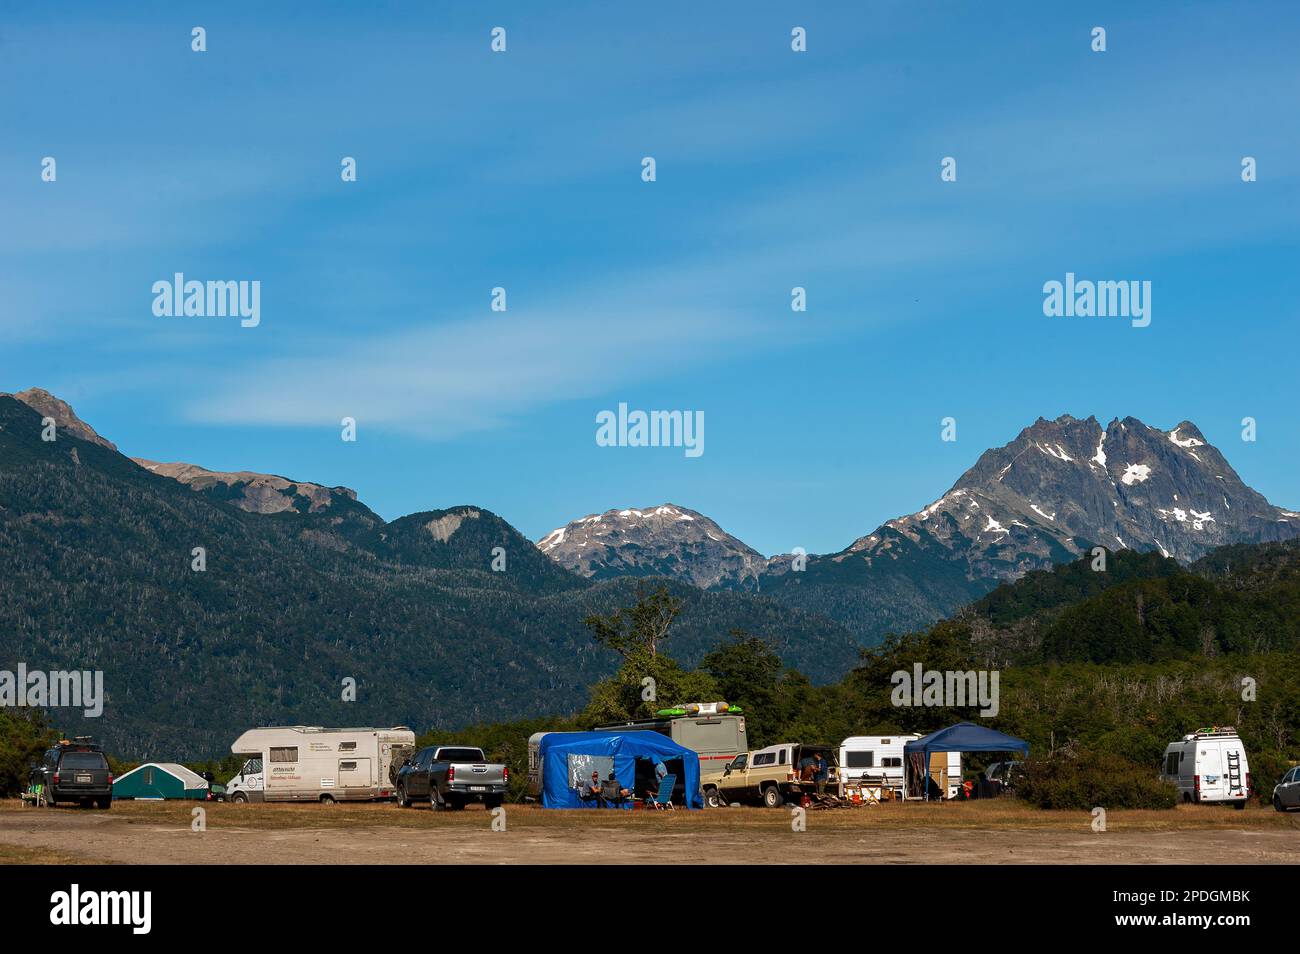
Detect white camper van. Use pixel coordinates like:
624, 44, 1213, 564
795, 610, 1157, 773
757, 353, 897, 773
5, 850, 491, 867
1161, 727, 1250, 808
226, 726, 416, 803
839, 734, 962, 799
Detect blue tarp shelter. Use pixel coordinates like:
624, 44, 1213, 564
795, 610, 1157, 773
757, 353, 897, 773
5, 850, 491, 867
903, 722, 1030, 800
538, 730, 702, 809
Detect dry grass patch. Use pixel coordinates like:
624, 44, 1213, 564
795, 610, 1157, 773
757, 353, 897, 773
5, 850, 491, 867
4, 797, 1292, 835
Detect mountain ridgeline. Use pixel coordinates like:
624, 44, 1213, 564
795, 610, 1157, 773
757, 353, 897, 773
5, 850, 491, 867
0, 392, 860, 759
540, 415, 1300, 644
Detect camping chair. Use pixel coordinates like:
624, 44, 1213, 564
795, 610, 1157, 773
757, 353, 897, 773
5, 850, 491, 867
646, 773, 677, 811
600, 778, 631, 809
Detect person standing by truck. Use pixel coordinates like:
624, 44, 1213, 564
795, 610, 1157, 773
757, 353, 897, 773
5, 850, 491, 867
798, 751, 830, 795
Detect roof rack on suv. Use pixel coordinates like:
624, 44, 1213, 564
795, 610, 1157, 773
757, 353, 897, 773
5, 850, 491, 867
54, 736, 103, 752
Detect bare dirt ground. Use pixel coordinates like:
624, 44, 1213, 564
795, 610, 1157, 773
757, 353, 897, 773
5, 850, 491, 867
2, 799, 1296, 865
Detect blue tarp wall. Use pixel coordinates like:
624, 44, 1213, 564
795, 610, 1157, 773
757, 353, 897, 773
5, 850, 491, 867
539, 730, 702, 809
904, 722, 1030, 799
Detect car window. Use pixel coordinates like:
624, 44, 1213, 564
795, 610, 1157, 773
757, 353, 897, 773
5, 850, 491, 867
60, 752, 107, 770
435, 748, 485, 762
731, 754, 747, 770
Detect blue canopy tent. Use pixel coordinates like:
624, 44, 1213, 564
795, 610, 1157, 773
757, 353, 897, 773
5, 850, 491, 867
903, 722, 1030, 800
538, 730, 702, 809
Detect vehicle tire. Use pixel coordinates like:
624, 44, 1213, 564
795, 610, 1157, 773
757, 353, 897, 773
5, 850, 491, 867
397, 785, 412, 808
96, 798, 111, 810
1274, 796, 1284, 813
430, 791, 444, 811
484, 796, 503, 810
1232, 800, 1245, 811
703, 787, 722, 809
231, 792, 248, 804
762, 786, 784, 809
320, 794, 336, 805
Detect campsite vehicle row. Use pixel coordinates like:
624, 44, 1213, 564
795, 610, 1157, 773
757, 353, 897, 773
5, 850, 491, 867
32, 715, 1268, 813
394, 745, 508, 810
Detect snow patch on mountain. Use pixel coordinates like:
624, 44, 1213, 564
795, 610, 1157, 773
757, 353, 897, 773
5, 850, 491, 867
1121, 463, 1152, 485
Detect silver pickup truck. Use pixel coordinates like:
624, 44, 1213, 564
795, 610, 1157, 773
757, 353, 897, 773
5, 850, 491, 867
394, 745, 508, 810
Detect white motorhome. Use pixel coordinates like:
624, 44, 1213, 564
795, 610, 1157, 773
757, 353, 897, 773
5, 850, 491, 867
226, 726, 415, 803
840, 734, 962, 799
1160, 726, 1250, 808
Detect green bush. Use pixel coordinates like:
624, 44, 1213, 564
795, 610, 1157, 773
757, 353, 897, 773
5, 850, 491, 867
1016, 748, 1178, 810
0, 709, 56, 797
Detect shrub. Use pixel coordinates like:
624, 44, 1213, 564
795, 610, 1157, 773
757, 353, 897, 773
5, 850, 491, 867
0, 709, 56, 797
1016, 747, 1178, 810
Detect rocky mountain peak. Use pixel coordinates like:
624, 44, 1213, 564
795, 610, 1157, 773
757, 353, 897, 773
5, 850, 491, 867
10, 387, 117, 451
847, 413, 1296, 574
537, 503, 767, 590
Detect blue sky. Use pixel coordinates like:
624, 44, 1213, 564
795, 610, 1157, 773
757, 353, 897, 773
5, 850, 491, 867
4, 1, 1297, 556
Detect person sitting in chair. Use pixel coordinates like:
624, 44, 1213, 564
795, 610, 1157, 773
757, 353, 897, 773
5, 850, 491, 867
600, 771, 632, 807
578, 770, 603, 806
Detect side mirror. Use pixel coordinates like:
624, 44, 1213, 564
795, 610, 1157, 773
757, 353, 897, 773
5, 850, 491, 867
723, 766, 732, 776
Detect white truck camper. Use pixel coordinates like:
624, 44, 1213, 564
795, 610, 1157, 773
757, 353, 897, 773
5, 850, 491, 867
226, 726, 416, 803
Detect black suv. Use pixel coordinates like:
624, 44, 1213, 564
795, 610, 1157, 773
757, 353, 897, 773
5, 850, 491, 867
30, 737, 113, 808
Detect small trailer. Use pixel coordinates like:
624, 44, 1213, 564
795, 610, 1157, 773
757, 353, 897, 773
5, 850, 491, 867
840, 734, 961, 800
226, 725, 415, 803
1160, 726, 1251, 808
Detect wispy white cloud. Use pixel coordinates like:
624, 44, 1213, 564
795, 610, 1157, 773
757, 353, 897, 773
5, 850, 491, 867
184, 296, 780, 438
